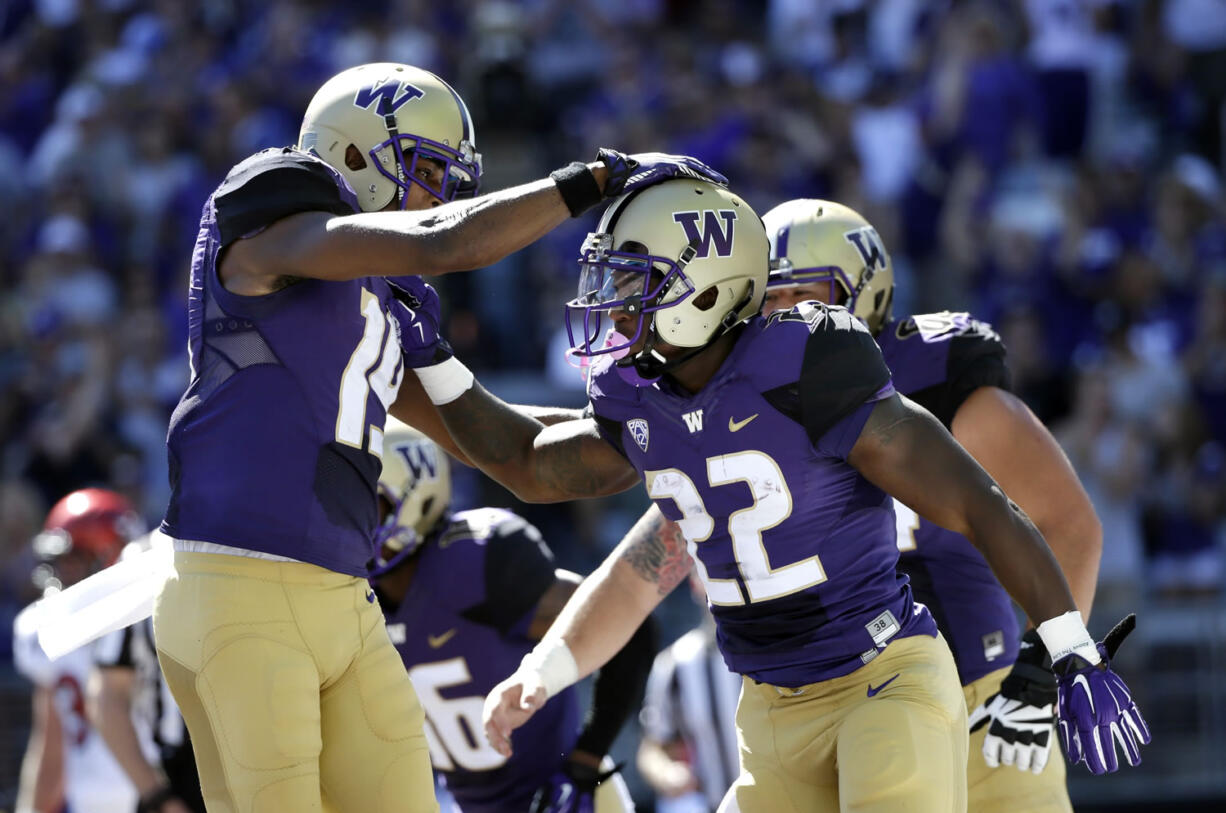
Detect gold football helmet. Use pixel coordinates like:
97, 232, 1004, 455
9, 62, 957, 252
761, 199, 894, 334
299, 63, 481, 211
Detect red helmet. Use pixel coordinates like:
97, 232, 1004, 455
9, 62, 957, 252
32, 489, 144, 591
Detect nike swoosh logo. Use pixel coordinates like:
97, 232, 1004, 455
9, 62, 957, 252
867, 673, 900, 697
427, 628, 458, 649
728, 414, 759, 432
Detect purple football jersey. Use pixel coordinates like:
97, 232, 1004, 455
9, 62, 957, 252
588, 303, 937, 687
162, 148, 419, 576
876, 312, 1019, 686
379, 508, 579, 813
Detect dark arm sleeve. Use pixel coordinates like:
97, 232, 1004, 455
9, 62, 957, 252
458, 520, 557, 636
584, 403, 629, 460
573, 615, 659, 758
214, 149, 355, 247
771, 307, 892, 446
908, 330, 1011, 430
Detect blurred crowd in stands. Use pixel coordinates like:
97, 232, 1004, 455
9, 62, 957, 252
1, 0, 1225, 661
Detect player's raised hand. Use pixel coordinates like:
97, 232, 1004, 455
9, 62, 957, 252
483, 669, 548, 758
597, 148, 728, 197
388, 276, 452, 368
969, 629, 1057, 774
1052, 614, 1151, 774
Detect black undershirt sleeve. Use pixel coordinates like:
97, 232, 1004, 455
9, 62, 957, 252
907, 331, 1011, 430
214, 149, 354, 247
762, 305, 892, 444
459, 521, 556, 635
585, 404, 629, 460
573, 615, 658, 759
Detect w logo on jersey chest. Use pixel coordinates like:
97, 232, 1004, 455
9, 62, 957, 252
354, 79, 424, 116
682, 409, 704, 433
673, 210, 737, 258
844, 226, 887, 279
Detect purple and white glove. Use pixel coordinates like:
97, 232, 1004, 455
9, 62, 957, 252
1043, 613, 1151, 775
529, 761, 619, 813
388, 276, 452, 368
597, 148, 728, 197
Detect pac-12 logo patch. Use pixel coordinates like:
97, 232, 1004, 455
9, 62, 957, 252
627, 418, 650, 452
354, 78, 424, 116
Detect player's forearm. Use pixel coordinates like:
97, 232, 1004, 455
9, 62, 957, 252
952, 388, 1103, 620
541, 557, 662, 679
851, 397, 1077, 624
1032, 506, 1101, 622
432, 382, 574, 501
962, 487, 1078, 624
335, 164, 608, 276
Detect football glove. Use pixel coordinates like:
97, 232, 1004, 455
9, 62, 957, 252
597, 148, 728, 198
388, 276, 453, 368
529, 760, 621, 813
968, 629, 1057, 774
1053, 614, 1151, 775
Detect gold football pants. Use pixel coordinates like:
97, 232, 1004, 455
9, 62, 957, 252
724, 633, 968, 813
964, 667, 1072, 813
153, 551, 436, 813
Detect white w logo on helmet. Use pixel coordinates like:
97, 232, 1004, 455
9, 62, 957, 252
672, 210, 738, 258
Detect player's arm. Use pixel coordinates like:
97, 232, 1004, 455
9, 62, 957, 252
222, 150, 725, 287
951, 386, 1101, 619
16, 685, 64, 813
526, 569, 658, 803
225, 171, 596, 286
849, 393, 1078, 624
389, 376, 582, 467
484, 505, 690, 757
422, 378, 639, 502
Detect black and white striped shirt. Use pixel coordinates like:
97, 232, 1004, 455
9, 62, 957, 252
640, 624, 742, 809
94, 616, 188, 756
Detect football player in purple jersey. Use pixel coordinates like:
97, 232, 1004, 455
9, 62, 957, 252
370, 420, 651, 813
397, 178, 1149, 812
153, 59, 723, 811
759, 199, 1109, 810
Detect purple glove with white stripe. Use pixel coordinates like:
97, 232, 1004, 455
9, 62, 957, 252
597, 149, 728, 198
1051, 614, 1151, 774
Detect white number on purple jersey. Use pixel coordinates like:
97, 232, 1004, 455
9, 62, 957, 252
647, 451, 827, 606
335, 288, 403, 455
408, 657, 507, 772
893, 499, 920, 552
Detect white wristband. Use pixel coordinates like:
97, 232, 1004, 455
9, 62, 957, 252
519, 637, 580, 700
414, 357, 475, 405
1037, 610, 1101, 665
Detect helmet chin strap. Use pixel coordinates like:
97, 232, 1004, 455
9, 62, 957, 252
619, 284, 757, 384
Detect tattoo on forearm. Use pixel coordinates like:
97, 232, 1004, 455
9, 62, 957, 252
620, 513, 693, 596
